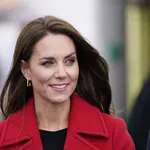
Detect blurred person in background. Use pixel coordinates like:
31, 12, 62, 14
128, 75, 150, 150
0, 16, 135, 150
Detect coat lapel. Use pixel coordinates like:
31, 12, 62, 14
0, 99, 43, 150
0, 94, 109, 150
64, 94, 108, 150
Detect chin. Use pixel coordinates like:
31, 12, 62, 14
48, 95, 70, 104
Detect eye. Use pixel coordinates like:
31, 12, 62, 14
41, 61, 54, 67
66, 58, 76, 66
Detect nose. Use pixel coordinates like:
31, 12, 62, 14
54, 64, 67, 79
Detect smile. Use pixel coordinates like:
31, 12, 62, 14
51, 84, 67, 89
49, 84, 69, 90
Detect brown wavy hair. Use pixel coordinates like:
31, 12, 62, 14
0, 16, 112, 118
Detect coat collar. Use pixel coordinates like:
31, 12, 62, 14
0, 94, 108, 150
68, 94, 108, 137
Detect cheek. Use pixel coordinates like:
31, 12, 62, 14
30, 68, 53, 83
71, 65, 79, 81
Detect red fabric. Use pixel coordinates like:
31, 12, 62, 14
0, 94, 135, 150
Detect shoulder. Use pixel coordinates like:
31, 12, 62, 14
100, 112, 135, 149
0, 119, 6, 128
101, 112, 127, 131
100, 112, 128, 137
0, 119, 7, 137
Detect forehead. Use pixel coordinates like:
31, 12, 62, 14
33, 33, 76, 58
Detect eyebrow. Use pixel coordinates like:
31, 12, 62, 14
39, 52, 76, 60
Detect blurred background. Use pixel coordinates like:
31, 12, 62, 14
0, 1, 150, 148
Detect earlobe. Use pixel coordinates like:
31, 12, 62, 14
21, 60, 31, 80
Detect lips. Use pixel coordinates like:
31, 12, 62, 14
49, 84, 69, 89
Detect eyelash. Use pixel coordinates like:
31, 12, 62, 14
41, 57, 76, 67
41, 61, 53, 67
66, 58, 76, 66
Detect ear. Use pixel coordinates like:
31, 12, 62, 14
21, 60, 31, 80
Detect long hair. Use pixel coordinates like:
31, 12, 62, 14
0, 16, 111, 118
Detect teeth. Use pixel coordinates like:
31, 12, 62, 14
51, 85, 67, 89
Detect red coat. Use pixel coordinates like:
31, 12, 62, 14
0, 94, 135, 150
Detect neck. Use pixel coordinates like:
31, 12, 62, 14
34, 97, 70, 131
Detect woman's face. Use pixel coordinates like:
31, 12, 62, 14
22, 33, 79, 104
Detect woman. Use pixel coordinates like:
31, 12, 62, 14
0, 16, 134, 150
